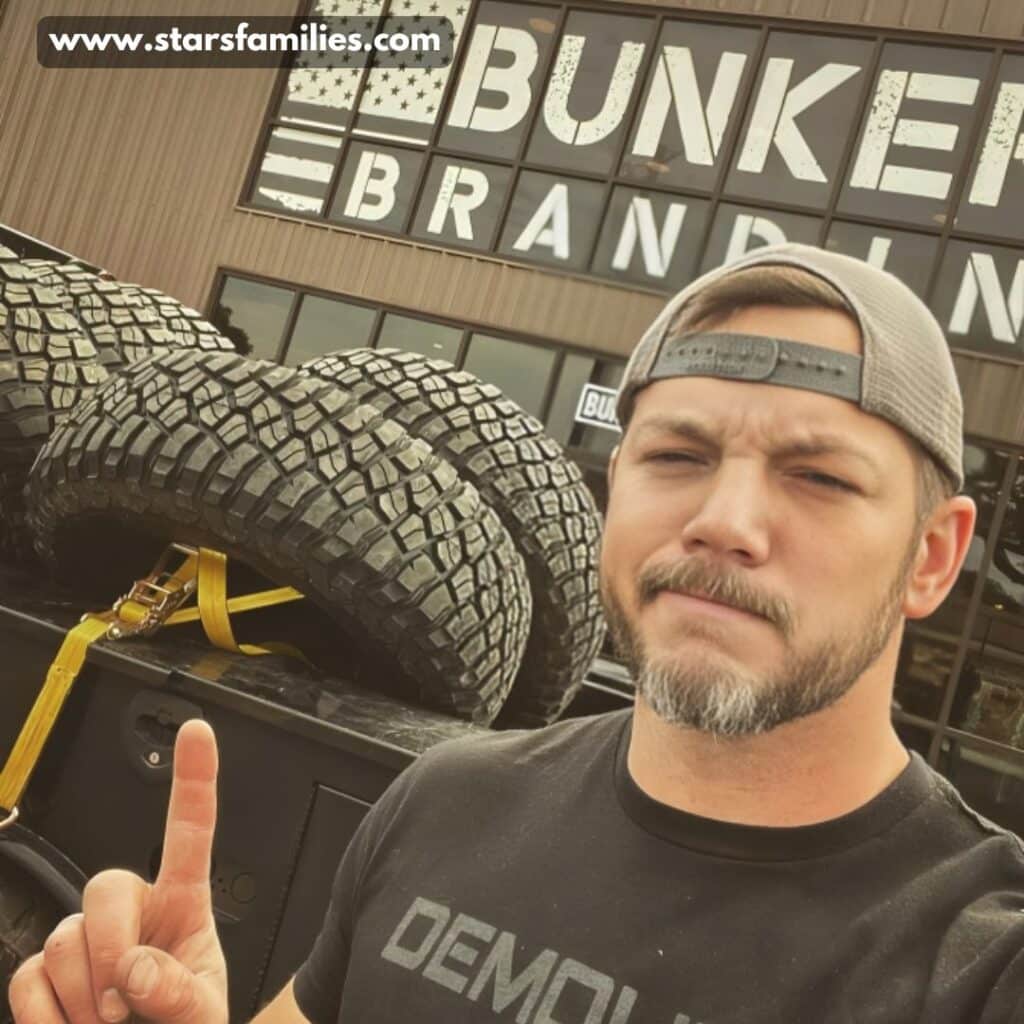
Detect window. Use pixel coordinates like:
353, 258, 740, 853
461, 333, 557, 416
951, 457, 1024, 751
376, 313, 463, 361
212, 276, 295, 360
284, 295, 377, 366
894, 444, 1010, 722
244, 6, 1024, 361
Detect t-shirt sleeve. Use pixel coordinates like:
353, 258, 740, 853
981, 944, 1024, 1024
290, 758, 423, 1024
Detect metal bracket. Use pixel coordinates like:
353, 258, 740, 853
108, 543, 199, 640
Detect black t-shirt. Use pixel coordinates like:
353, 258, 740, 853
293, 709, 1024, 1023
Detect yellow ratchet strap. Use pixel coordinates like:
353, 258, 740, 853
0, 545, 305, 825
190, 548, 306, 661
0, 615, 110, 817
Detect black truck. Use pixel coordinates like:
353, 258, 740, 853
0, 552, 631, 1021
0, 226, 628, 1022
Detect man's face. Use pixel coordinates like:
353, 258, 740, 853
601, 304, 923, 737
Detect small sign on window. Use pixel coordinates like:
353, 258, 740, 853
574, 383, 621, 433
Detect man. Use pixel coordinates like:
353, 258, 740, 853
11, 243, 1024, 1023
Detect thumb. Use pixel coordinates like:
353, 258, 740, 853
113, 947, 223, 1023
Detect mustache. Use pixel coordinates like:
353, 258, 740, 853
637, 559, 794, 638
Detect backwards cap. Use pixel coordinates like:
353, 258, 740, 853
616, 242, 964, 490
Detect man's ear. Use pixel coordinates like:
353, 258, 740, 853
607, 444, 620, 491
904, 495, 977, 620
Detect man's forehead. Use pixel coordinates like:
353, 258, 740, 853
698, 303, 863, 358
626, 378, 897, 473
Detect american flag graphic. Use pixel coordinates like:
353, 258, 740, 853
351, 0, 468, 145
279, 1, 385, 133
251, 126, 343, 215
256, 0, 468, 214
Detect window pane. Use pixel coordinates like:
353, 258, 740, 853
931, 240, 1024, 361
410, 156, 513, 251
546, 353, 624, 454
930, 444, 1008, 640
284, 295, 376, 366
274, 2, 386, 133
351, 0, 470, 146
700, 203, 821, 273
953, 457, 1024, 751
590, 187, 710, 290
620, 19, 760, 192
525, 11, 656, 176
957, 53, 1024, 240
562, 359, 625, 459
211, 276, 294, 361
461, 333, 556, 417
327, 141, 425, 234
837, 43, 993, 229
824, 222, 939, 300
249, 126, 342, 217
725, 32, 873, 211
376, 314, 462, 362
438, 2, 560, 161
893, 631, 957, 722
497, 171, 605, 271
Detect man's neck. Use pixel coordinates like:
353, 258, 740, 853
626, 683, 910, 828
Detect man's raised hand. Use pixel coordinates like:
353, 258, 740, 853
8, 719, 229, 1023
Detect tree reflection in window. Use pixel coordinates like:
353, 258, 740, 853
952, 455, 1024, 751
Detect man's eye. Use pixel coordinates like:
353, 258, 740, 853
649, 451, 700, 464
800, 471, 854, 492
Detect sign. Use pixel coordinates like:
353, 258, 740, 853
574, 383, 621, 432
253, 0, 1024, 360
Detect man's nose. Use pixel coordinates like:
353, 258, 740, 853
678, 459, 771, 567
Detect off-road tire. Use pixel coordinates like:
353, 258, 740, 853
302, 348, 605, 725
0, 859, 67, 1024
27, 349, 531, 723
24, 259, 236, 367
0, 255, 108, 563
119, 283, 232, 352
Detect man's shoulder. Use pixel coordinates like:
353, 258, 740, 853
921, 758, 1024, 860
401, 707, 631, 794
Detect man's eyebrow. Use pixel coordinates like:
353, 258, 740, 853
631, 415, 883, 474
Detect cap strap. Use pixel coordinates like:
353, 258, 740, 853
650, 332, 862, 403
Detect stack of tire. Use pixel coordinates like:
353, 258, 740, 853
0, 247, 606, 731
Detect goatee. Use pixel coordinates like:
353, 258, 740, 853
602, 554, 910, 738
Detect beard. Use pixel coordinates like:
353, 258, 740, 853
602, 548, 914, 739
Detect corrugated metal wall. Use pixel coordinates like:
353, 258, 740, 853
1, 0, 1022, 446
639, 0, 1024, 39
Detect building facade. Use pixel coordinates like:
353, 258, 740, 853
2, 0, 1024, 832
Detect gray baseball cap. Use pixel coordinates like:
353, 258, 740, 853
616, 242, 964, 491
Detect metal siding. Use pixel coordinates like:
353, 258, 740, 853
0, 0, 280, 307
940, 0, 987, 36
629, 0, 1024, 36
786, 0, 833, 19
894, 0, 949, 32
826, 0, 871, 21
982, 0, 1024, 38
953, 354, 1024, 447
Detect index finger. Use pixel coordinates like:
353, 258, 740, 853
156, 718, 219, 889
